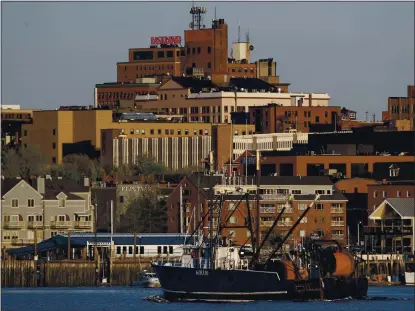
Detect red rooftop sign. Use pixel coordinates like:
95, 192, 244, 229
151, 36, 182, 45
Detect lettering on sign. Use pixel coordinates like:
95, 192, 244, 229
196, 270, 209, 276
151, 36, 182, 45
119, 186, 141, 192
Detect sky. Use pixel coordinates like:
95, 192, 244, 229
1, 1, 414, 119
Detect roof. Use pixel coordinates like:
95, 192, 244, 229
1, 178, 24, 196
386, 198, 415, 218
7, 235, 84, 256
246, 176, 334, 186
171, 77, 217, 91
226, 78, 275, 92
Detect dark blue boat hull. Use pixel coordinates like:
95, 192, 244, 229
152, 264, 295, 301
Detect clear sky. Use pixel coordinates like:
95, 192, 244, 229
2, 1, 414, 119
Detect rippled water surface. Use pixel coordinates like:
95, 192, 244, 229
2, 286, 414, 311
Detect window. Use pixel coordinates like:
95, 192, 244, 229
383, 191, 387, 198
141, 129, 145, 134
315, 190, 325, 194
52, 143, 56, 149
192, 62, 196, 68
228, 203, 236, 211
229, 216, 237, 224
129, 246, 133, 255
298, 203, 307, 210
157, 51, 165, 58
123, 246, 127, 254
315, 203, 324, 210
120, 196, 124, 203
197, 47, 201, 54
208, 62, 211, 69
407, 191, 411, 197
325, 111, 328, 118
199, 130, 203, 135
52, 129, 56, 136
24, 130, 27, 136
169, 246, 173, 254
140, 246, 144, 254
397, 190, 401, 197
150, 129, 154, 135
192, 47, 196, 54
163, 246, 168, 254
165, 129, 169, 135
292, 190, 301, 194
169, 129, 174, 135
158, 129, 162, 135
28, 199, 35, 208
116, 247, 121, 255
207, 46, 211, 54
59, 199, 65, 208
157, 246, 162, 254
181, 50, 185, 57
373, 191, 378, 198
315, 216, 325, 224
130, 129, 134, 134
167, 51, 174, 58
177, 129, 181, 135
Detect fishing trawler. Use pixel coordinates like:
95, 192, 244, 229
153, 153, 368, 302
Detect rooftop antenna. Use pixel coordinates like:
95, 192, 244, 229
372, 113, 376, 122
246, 30, 250, 43
214, 6, 217, 20
190, 5, 207, 30
238, 20, 241, 43
365, 111, 368, 121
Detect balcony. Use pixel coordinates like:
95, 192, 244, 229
331, 208, 344, 214
277, 208, 293, 214
331, 221, 345, 227
260, 194, 288, 201
3, 221, 25, 229
260, 221, 274, 227
331, 234, 345, 240
27, 221, 44, 229
364, 225, 413, 235
277, 221, 294, 227
74, 221, 92, 229
11, 238, 35, 245
50, 221, 72, 228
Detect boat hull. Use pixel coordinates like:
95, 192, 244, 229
152, 264, 294, 301
152, 264, 368, 301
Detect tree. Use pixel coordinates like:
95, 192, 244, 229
1, 144, 47, 178
117, 185, 167, 233
134, 155, 166, 176
48, 154, 102, 182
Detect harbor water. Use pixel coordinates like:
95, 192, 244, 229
2, 286, 414, 311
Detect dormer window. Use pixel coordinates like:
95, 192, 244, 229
389, 164, 400, 177
59, 199, 66, 208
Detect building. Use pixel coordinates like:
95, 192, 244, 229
136, 77, 330, 124
384, 85, 415, 130
7, 233, 198, 259
367, 198, 414, 254
1, 176, 94, 249
95, 78, 161, 108
22, 109, 254, 165
167, 174, 348, 247
1, 106, 35, 147
101, 123, 255, 171
249, 103, 341, 134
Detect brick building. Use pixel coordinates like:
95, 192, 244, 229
383, 85, 415, 130
167, 175, 348, 247
249, 103, 341, 133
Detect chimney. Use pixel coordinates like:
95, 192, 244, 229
84, 177, 90, 187
37, 177, 45, 194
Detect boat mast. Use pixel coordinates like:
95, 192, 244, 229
209, 191, 214, 269
255, 150, 261, 254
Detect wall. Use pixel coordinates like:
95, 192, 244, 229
367, 183, 415, 213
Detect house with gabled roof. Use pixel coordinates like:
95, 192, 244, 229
1, 176, 94, 249
368, 198, 415, 254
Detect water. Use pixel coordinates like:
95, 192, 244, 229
1, 286, 414, 311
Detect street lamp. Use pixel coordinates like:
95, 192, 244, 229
357, 221, 362, 246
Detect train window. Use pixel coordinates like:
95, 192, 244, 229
136, 246, 139, 255
163, 246, 168, 254
129, 246, 133, 254
140, 246, 144, 255
123, 246, 127, 254
169, 246, 173, 254
116, 246, 121, 255
157, 246, 162, 254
